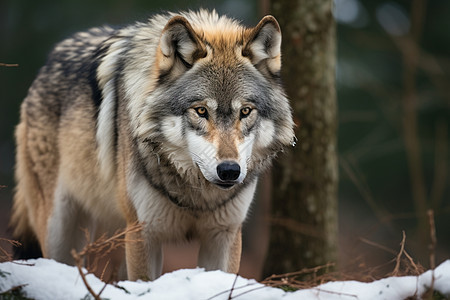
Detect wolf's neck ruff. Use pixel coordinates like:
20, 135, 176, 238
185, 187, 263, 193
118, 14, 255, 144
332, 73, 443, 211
165, 188, 240, 212
139, 137, 256, 212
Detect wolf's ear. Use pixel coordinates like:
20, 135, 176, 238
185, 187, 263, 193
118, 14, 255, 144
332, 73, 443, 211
243, 16, 282, 76
157, 16, 207, 80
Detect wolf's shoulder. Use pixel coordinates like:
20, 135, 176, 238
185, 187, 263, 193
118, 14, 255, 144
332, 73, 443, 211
48, 26, 116, 61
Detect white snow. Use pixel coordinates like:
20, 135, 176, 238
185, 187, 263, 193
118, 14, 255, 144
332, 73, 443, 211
1, 258, 449, 299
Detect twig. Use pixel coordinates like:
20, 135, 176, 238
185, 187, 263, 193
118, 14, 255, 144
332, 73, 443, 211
97, 281, 109, 299
428, 210, 437, 270
260, 263, 337, 291
262, 263, 334, 283
77, 222, 142, 274
425, 210, 437, 299
0, 63, 19, 67
0, 246, 12, 262
100, 260, 110, 282
72, 249, 102, 300
311, 288, 358, 299
228, 274, 239, 299
359, 237, 397, 255
403, 249, 422, 275
205, 281, 260, 300
0, 238, 21, 262
392, 231, 407, 276
12, 261, 35, 267
70, 223, 143, 298
226, 286, 268, 299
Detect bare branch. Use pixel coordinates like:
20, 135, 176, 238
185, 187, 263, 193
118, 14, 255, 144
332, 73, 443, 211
72, 249, 102, 300
391, 231, 407, 276
0, 63, 19, 67
0, 238, 21, 262
70, 223, 143, 298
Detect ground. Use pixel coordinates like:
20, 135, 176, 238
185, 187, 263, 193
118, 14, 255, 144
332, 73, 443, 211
1, 258, 450, 299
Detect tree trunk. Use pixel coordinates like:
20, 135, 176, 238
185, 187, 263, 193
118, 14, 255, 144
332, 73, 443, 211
263, 0, 338, 277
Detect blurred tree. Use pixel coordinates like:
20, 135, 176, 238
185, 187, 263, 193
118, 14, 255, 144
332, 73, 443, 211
336, 0, 450, 269
263, 0, 338, 276
399, 0, 429, 262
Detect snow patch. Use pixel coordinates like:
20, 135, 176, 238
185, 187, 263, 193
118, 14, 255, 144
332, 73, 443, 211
1, 258, 450, 299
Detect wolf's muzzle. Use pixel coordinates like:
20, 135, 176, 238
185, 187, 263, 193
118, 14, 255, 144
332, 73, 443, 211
215, 161, 241, 189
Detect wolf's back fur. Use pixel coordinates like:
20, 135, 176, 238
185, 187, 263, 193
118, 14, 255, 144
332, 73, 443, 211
11, 10, 294, 280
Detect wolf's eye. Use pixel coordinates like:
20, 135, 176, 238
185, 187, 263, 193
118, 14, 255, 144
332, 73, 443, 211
194, 107, 208, 119
240, 107, 252, 119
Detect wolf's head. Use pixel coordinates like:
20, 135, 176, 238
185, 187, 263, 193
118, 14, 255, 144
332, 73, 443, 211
134, 10, 295, 189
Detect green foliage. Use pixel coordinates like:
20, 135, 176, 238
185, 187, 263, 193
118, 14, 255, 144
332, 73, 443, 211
430, 290, 450, 300
0, 286, 33, 300
0, 270, 11, 279
277, 285, 298, 293
0, 269, 31, 300
80, 293, 110, 300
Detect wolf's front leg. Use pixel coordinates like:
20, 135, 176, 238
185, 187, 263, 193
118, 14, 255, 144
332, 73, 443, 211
198, 226, 242, 274
46, 185, 89, 264
125, 226, 162, 281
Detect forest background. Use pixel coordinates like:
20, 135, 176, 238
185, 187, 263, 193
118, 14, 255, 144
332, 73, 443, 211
0, 0, 449, 280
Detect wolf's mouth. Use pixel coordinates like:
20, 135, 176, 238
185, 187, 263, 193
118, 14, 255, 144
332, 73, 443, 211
215, 182, 236, 190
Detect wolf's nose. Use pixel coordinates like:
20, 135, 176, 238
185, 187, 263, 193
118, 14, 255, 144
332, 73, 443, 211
217, 161, 241, 181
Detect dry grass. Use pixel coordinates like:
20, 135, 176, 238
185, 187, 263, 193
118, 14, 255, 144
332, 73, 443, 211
73, 223, 142, 278
259, 210, 440, 300
70, 223, 143, 300
0, 238, 21, 263
205, 226, 439, 300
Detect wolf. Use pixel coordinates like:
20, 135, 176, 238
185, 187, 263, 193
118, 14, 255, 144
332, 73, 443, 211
10, 9, 295, 280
